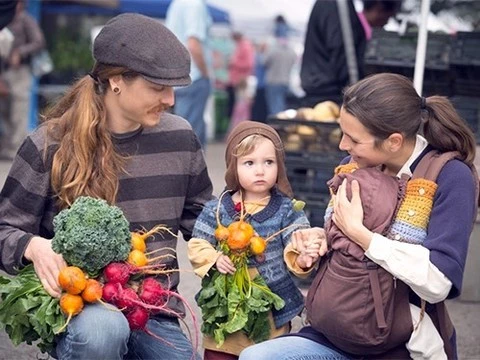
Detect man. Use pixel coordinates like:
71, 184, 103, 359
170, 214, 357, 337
166, 0, 212, 148
300, 0, 401, 107
264, 25, 297, 116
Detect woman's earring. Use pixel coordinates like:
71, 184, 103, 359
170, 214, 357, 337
113, 87, 120, 94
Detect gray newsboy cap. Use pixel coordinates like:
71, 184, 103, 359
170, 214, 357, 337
93, 13, 191, 87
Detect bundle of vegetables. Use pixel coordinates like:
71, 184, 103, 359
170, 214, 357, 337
197, 196, 303, 347
0, 196, 198, 354
100, 261, 199, 353
51, 196, 131, 276
0, 265, 65, 353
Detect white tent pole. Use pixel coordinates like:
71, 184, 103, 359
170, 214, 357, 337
413, 0, 431, 96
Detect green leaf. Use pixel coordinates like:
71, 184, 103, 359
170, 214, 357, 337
0, 265, 65, 353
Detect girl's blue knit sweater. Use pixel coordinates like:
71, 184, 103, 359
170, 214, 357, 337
192, 188, 310, 328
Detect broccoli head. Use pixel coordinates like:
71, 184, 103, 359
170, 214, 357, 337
52, 196, 131, 275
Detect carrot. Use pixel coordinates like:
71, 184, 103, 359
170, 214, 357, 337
131, 225, 177, 251
214, 191, 230, 242
56, 293, 84, 333
249, 236, 266, 255
127, 249, 175, 268
58, 266, 87, 295
131, 232, 147, 252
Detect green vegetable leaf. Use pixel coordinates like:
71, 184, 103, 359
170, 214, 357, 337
197, 265, 285, 345
0, 265, 66, 353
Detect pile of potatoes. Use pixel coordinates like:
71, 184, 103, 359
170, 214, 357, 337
273, 101, 343, 153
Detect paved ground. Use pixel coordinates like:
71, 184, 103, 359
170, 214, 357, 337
0, 141, 479, 359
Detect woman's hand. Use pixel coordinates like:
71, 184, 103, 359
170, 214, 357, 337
215, 254, 236, 274
291, 228, 327, 269
24, 236, 67, 298
332, 178, 373, 250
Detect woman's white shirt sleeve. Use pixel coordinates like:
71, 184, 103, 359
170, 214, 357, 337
365, 233, 452, 303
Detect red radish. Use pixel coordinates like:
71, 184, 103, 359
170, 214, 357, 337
138, 277, 199, 354
103, 262, 131, 285
138, 277, 167, 307
126, 307, 175, 347
115, 287, 141, 311
102, 282, 122, 303
126, 306, 149, 330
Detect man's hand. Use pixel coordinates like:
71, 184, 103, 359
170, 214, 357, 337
24, 236, 67, 298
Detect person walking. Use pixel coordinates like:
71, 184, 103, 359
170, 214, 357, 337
0, 0, 45, 160
166, 0, 212, 148
263, 32, 297, 116
226, 32, 254, 121
0, 13, 213, 360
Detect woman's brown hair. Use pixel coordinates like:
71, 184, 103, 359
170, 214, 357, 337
342, 73, 476, 166
43, 63, 139, 209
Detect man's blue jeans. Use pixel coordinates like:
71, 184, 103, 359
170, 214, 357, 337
174, 77, 211, 148
239, 335, 350, 360
55, 303, 200, 360
265, 84, 289, 116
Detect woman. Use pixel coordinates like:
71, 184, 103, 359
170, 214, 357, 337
239, 73, 478, 359
0, 13, 213, 360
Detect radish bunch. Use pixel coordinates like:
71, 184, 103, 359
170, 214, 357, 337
100, 262, 198, 354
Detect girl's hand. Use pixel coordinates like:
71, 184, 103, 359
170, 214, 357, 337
215, 254, 236, 274
24, 236, 67, 298
332, 179, 373, 250
292, 228, 327, 269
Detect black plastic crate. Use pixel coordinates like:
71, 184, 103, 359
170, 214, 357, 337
295, 192, 331, 228
450, 96, 480, 143
423, 69, 452, 97
365, 30, 417, 67
450, 32, 480, 66
450, 32, 480, 96
286, 157, 339, 195
267, 117, 347, 161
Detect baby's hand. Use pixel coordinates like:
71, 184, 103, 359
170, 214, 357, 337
215, 254, 236, 274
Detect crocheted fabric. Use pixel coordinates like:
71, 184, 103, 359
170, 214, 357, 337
388, 179, 438, 244
325, 163, 438, 245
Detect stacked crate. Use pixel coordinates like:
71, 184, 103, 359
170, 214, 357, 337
364, 30, 452, 97
449, 32, 480, 143
267, 118, 346, 227
365, 30, 479, 143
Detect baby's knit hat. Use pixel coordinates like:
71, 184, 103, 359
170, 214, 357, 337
224, 121, 293, 198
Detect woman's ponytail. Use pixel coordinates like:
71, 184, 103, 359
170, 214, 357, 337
422, 96, 476, 166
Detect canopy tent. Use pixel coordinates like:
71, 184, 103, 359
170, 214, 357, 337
207, 0, 315, 41
41, 0, 230, 24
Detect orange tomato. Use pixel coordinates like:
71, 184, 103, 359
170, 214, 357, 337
214, 225, 230, 242
249, 236, 266, 255
58, 266, 87, 295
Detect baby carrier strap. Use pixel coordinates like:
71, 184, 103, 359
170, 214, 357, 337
411, 150, 480, 360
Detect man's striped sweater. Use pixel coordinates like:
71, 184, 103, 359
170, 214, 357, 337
0, 112, 213, 315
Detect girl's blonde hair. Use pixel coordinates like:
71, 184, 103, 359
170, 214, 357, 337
233, 134, 280, 159
43, 63, 139, 209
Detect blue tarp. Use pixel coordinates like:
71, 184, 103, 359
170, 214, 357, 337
42, 0, 230, 24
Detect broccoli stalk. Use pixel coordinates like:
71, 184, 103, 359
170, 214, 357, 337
51, 196, 131, 276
